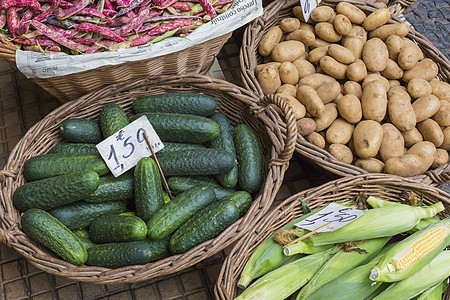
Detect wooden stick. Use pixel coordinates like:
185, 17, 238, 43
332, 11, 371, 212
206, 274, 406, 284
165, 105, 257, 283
283, 221, 333, 248
143, 132, 173, 200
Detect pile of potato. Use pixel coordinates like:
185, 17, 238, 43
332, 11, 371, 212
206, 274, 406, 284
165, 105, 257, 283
255, 3, 449, 177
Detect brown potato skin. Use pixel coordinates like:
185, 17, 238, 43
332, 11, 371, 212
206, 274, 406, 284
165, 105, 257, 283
299, 73, 336, 89
442, 127, 450, 151
329, 144, 354, 164
346, 59, 367, 82
417, 119, 444, 147
431, 149, 449, 169
386, 35, 404, 60
432, 100, 450, 127
297, 118, 317, 136
259, 26, 283, 57
337, 94, 362, 124
388, 86, 411, 101
407, 78, 432, 99
343, 81, 363, 98
380, 59, 403, 80
343, 37, 365, 59
326, 118, 355, 145
353, 120, 384, 158
368, 23, 410, 41
308, 46, 330, 64
402, 128, 423, 148
388, 94, 416, 131
280, 18, 301, 32
412, 94, 441, 123
297, 85, 326, 117
361, 81, 388, 122
429, 79, 450, 101
277, 94, 307, 120
362, 38, 389, 72
379, 123, 405, 162
311, 6, 335, 22
315, 22, 342, 43
316, 81, 341, 104
314, 103, 339, 132
292, 58, 316, 80
328, 44, 356, 64
257, 64, 282, 94
279, 62, 299, 85
402, 59, 439, 82
320, 56, 348, 80
276, 84, 297, 98
271, 41, 306, 62
305, 132, 326, 148
286, 29, 316, 47
355, 158, 385, 173
362, 8, 390, 31
384, 154, 423, 177
406, 141, 436, 173
398, 45, 420, 70
362, 74, 390, 92
336, 2, 366, 24
334, 14, 352, 35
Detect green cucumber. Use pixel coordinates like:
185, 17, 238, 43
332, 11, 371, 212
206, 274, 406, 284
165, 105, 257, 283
85, 172, 134, 203
99, 103, 129, 138
23, 153, 109, 181
13, 171, 100, 212
89, 215, 148, 243
147, 187, 216, 240
48, 200, 128, 230
234, 124, 264, 193
73, 229, 89, 238
158, 142, 206, 154
222, 191, 252, 216
86, 241, 153, 268
210, 112, 238, 188
167, 176, 235, 199
132, 93, 217, 116
134, 158, 165, 222
49, 143, 99, 154
21, 209, 87, 266
129, 113, 219, 143
143, 237, 171, 262
78, 236, 96, 250
59, 118, 103, 144
157, 149, 234, 176
169, 200, 240, 254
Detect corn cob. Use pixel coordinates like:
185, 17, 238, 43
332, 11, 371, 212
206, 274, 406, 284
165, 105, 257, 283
373, 250, 450, 299
284, 240, 334, 256
416, 281, 447, 300
235, 246, 340, 300
295, 237, 390, 300
370, 218, 450, 282
366, 196, 400, 208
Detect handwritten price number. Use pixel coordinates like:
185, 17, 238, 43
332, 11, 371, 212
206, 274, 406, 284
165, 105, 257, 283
303, 0, 310, 15
301, 208, 360, 226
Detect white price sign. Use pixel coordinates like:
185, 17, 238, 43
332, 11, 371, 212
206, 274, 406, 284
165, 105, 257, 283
295, 203, 366, 232
96, 115, 164, 177
300, 0, 321, 22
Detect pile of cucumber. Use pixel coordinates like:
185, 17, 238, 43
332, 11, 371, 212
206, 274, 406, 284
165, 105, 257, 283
13, 93, 265, 268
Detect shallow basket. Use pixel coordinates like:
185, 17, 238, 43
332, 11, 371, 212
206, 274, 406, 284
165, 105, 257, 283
215, 173, 450, 299
0, 32, 231, 103
0, 73, 297, 284
239, 0, 450, 185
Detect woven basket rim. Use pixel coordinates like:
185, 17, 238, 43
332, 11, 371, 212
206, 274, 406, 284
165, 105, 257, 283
214, 172, 450, 299
0, 73, 298, 284
239, 0, 450, 186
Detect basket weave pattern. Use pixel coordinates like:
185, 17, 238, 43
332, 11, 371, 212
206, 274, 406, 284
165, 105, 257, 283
215, 173, 450, 299
0, 73, 297, 284
239, 0, 450, 185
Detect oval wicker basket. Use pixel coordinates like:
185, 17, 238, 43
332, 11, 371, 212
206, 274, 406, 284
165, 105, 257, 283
0, 32, 231, 103
239, 0, 450, 185
0, 73, 297, 284
215, 173, 450, 299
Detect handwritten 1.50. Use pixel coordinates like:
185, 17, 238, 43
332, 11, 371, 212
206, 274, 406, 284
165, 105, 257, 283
301, 208, 360, 226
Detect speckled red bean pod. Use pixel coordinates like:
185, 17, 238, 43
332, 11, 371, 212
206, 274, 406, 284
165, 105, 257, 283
31, 20, 89, 52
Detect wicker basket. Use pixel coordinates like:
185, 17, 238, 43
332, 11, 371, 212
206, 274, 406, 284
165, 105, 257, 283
239, 0, 450, 185
215, 173, 450, 299
0, 73, 297, 284
387, 0, 417, 17
0, 32, 231, 103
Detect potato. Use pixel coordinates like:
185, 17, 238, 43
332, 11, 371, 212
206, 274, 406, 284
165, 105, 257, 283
308, 46, 329, 64
344, 25, 368, 42
379, 123, 405, 162
398, 45, 420, 70
389, 80, 401, 88
314, 103, 338, 131
255, 62, 281, 76
277, 94, 307, 119
368, 23, 410, 41
384, 154, 423, 177
337, 94, 362, 123
315, 22, 342, 43
385, 35, 404, 60
353, 120, 384, 158
292, 58, 316, 80
279, 62, 299, 85
333, 14, 352, 35
402, 38, 424, 60
336, 2, 366, 24
355, 158, 385, 173
417, 119, 444, 147
305, 132, 326, 148
299, 22, 314, 33
276, 84, 297, 98
297, 118, 317, 136
388, 94, 416, 131
388, 85, 411, 101
362, 8, 390, 31
297, 85, 326, 117
316, 80, 341, 104
271, 40, 306, 63
431, 149, 449, 169
361, 81, 388, 122
402, 59, 439, 82
299, 73, 335, 89
257, 64, 282, 94
280, 18, 301, 32
343, 81, 363, 98
432, 100, 450, 127
258, 26, 283, 56
326, 118, 354, 144
429, 79, 450, 101
329, 144, 353, 164
402, 128, 423, 148
407, 78, 432, 99
328, 44, 355, 64
293, 6, 306, 22
442, 127, 450, 150
362, 73, 390, 91
343, 37, 365, 59
346, 59, 367, 82
310, 38, 331, 49
406, 141, 436, 173
412, 94, 441, 123
286, 29, 315, 47
362, 38, 389, 72
311, 6, 335, 22
380, 59, 403, 79
320, 56, 348, 80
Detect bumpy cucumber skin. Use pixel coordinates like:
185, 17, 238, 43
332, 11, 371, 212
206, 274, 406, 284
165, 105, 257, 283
49, 143, 99, 154
169, 200, 240, 254
167, 176, 235, 199
210, 113, 238, 188
99, 103, 129, 138
23, 153, 109, 181
129, 113, 219, 143
143, 237, 171, 262
147, 187, 216, 240
85, 172, 134, 203
13, 171, 100, 212
132, 93, 217, 117
77, 236, 96, 250
59, 118, 103, 144
221, 191, 252, 216
49, 200, 128, 230
89, 215, 148, 243
21, 209, 87, 266
234, 124, 264, 193
158, 142, 206, 154
157, 149, 234, 176
134, 158, 165, 222
86, 241, 153, 268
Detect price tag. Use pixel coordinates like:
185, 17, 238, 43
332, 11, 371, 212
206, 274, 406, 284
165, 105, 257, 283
295, 203, 366, 233
96, 115, 164, 177
300, 0, 321, 22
